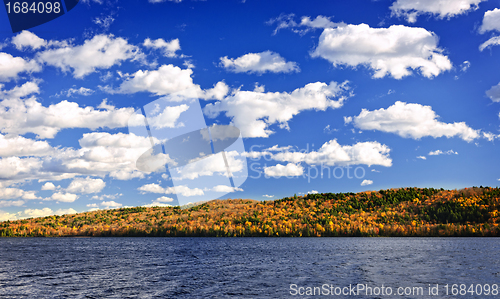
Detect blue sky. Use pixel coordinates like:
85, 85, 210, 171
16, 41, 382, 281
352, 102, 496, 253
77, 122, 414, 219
1, 0, 500, 220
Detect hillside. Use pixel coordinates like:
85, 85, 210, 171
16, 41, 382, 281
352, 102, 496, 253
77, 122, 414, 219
1, 187, 499, 237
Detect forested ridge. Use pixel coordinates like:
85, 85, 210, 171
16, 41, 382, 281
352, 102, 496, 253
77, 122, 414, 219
1, 187, 500, 237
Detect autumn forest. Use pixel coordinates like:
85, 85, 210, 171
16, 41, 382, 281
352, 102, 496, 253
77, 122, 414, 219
1, 187, 500, 237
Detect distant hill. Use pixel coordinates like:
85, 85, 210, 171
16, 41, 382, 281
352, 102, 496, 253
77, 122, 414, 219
1, 187, 499, 237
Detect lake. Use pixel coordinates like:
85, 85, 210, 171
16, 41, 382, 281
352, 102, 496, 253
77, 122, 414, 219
0, 238, 499, 298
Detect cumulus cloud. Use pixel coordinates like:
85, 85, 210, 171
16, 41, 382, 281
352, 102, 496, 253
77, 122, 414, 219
93, 15, 115, 30
263, 194, 274, 198
0, 187, 38, 200
37, 34, 142, 78
220, 51, 299, 74
267, 14, 345, 35
138, 183, 204, 197
0, 132, 152, 185
476, 8, 500, 51
143, 38, 181, 57
0, 81, 40, 100
41, 182, 56, 190
479, 8, 500, 33
0, 210, 18, 221
264, 163, 304, 178
53, 87, 94, 98
101, 201, 122, 209
0, 98, 135, 139
210, 185, 243, 193
345, 101, 480, 142
311, 24, 452, 79
417, 156, 427, 160
479, 36, 500, 51
361, 179, 373, 186
172, 151, 244, 180
0, 134, 53, 157
390, 0, 484, 23
0, 53, 41, 82
66, 177, 106, 194
23, 207, 53, 218
251, 139, 392, 167
204, 81, 349, 138
48, 192, 78, 203
12, 30, 47, 50
111, 64, 226, 99
428, 149, 458, 155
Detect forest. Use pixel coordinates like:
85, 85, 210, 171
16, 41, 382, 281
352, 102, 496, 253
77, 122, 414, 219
1, 187, 499, 237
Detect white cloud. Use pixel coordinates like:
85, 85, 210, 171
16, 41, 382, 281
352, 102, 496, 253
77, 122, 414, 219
142, 196, 174, 207
93, 15, 115, 30
390, 0, 484, 23
0, 187, 38, 200
23, 207, 53, 218
66, 177, 106, 194
12, 30, 47, 50
138, 183, 166, 194
0, 53, 41, 82
417, 156, 427, 160
143, 38, 181, 57
49, 192, 78, 203
252, 139, 392, 167
263, 194, 274, 198
204, 81, 349, 138
264, 163, 304, 177
169, 185, 204, 197
113, 64, 203, 97
308, 190, 319, 194
267, 14, 344, 35
53, 87, 94, 98
210, 185, 243, 193
41, 182, 56, 190
486, 82, 500, 102
460, 61, 470, 72
138, 183, 204, 197
55, 208, 77, 215
172, 151, 244, 180
0, 81, 40, 99
145, 104, 189, 129
0, 124, 152, 186
346, 101, 480, 142
0, 199, 24, 208
156, 196, 174, 202
361, 179, 373, 186
220, 51, 299, 74
0, 157, 42, 180
479, 36, 500, 51
0, 134, 53, 157
91, 193, 122, 201
101, 200, 122, 209
428, 149, 458, 155
37, 34, 142, 78
0, 98, 135, 139
479, 8, 500, 33
0, 210, 18, 221
311, 24, 452, 79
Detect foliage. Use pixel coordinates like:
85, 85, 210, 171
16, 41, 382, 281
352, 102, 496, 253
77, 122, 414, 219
1, 187, 499, 237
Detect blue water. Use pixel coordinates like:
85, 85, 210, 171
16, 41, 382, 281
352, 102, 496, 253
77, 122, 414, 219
0, 238, 499, 298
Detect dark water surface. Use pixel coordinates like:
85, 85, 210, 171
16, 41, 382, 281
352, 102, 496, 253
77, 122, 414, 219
0, 238, 499, 298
